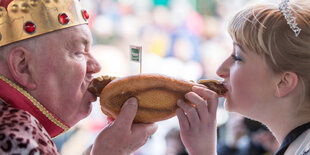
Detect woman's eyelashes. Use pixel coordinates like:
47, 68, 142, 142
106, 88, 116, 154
231, 54, 243, 62
232, 43, 244, 62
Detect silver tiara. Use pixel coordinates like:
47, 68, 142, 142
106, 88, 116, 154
279, 0, 301, 37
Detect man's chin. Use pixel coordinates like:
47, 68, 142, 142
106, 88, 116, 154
68, 103, 93, 126
83, 102, 93, 117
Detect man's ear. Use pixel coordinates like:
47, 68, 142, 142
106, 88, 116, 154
274, 72, 298, 97
7, 47, 36, 90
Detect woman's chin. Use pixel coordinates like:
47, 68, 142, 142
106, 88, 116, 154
223, 100, 233, 112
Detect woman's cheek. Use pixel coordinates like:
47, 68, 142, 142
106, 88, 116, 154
228, 71, 249, 110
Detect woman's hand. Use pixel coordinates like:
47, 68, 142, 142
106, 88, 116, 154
91, 98, 158, 155
176, 86, 219, 155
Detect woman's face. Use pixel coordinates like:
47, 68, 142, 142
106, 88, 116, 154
216, 43, 276, 118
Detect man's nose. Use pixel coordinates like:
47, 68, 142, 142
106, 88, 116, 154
87, 55, 102, 74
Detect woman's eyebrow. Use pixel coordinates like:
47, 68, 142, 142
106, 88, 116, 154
233, 42, 241, 48
233, 42, 247, 54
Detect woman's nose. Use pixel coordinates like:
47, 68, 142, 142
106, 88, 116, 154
216, 58, 230, 79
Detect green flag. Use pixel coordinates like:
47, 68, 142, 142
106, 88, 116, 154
130, 46, 142, 62
130, 45, 142, 73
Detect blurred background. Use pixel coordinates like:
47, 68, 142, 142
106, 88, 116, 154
53, 0, 282, 154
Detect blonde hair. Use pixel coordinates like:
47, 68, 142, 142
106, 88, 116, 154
228, 0, 310, 102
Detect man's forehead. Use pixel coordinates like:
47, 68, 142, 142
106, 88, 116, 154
60, 25, 92, 44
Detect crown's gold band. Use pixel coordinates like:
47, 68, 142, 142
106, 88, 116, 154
0, 0, 89, 47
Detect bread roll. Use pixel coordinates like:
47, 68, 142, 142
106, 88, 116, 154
88, 74, 227, 123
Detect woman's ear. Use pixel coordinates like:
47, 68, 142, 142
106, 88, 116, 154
7, 46, 36, 90
274, 72, 298, 97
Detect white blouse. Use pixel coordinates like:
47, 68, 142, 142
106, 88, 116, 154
286, 129, 310, 155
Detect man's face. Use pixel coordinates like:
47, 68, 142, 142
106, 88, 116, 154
29, 25, 101, 126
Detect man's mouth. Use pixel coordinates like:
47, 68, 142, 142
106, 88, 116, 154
85, 86, 98, 102
90, 93, 98, 102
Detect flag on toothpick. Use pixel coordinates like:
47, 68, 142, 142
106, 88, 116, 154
130, 45, 142, 74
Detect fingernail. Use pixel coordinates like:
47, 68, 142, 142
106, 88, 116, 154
177, 99, 182, 105
127, 97, 137, 105
184, 93, 189, 98
192, 86, 200, 91
193, 86, 205, 92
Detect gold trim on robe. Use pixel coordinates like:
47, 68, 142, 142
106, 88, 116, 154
0, 75, 69, 132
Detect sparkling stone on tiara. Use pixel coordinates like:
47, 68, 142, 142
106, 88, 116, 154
279, 0, 301, 37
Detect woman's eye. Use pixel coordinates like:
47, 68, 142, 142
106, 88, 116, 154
231, 54, 242, 61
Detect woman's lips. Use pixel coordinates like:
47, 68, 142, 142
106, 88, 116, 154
221, 82, 228, 97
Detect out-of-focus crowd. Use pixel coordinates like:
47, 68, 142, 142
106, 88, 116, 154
53, 0, 281, 154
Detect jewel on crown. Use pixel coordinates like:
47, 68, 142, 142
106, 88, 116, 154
279, 0, 301, 37
0, 0, 90, 47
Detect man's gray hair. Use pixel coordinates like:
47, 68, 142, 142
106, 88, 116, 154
0, 37, 39, 61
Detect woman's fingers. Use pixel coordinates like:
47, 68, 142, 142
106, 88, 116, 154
185, 92, 208, 120
181, 86, 219, 125
192, 86, 219, 116
176, 108, 189, 130
177, 99, 200, 130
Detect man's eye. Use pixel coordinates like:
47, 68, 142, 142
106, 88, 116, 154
231, 54, 242, 61
76, 51, 87, 55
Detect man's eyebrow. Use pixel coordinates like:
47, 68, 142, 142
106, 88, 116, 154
74, 35, 89, 46
81, 36, 90, 45
72, 36, 91, 48
65, 37, 89, 51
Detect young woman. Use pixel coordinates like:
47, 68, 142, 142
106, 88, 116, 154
176, 0, 310, 154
